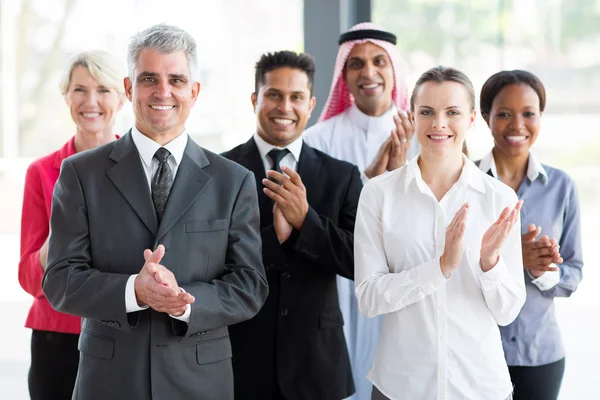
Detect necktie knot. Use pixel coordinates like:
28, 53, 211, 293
267, 148, 290, 173
154, 147, 171, 163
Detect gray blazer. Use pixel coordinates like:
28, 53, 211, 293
42, 132, 268, 400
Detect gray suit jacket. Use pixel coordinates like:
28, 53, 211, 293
42, 132, 268, 400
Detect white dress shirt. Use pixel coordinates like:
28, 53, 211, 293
304, 104, 421, 400
124, 126, 191, 323
253, 132, 303, 174
478, 151, 560, 291
354, 155, 526, 400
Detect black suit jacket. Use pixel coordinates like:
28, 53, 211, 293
222, 138, 361, 400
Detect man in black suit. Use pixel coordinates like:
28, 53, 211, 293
222, 51, 361, 400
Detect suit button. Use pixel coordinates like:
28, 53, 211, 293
280, 309, 289, 317
282, 271, 291, 279
45, 333, 53, 340
511, 337, 517, 342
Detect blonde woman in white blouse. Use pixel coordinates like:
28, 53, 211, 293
354, 66, 526, 400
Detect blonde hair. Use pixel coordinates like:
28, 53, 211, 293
60, 50, 125, 97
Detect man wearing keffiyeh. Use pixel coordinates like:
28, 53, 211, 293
304, 23, 419, 400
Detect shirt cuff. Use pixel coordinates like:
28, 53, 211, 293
125, 274, 149, 313
479, 256, 508, 290
416, 257, 449, 294
360, 170, 370, 184
527, 266, 561, 291
169, 287, 191, 323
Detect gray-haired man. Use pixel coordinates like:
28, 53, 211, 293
42, 24, 268, 399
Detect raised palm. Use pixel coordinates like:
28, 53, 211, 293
480, 200, 523, 271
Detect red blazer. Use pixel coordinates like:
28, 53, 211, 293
19, 136, 117, 333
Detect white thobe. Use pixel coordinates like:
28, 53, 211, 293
304, 103, 420, 400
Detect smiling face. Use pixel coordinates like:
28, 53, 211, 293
252, 67, 316, 147
484, 83, 542, 158
124, 48, 200, 142
65, 65, 123, 136
344, 42, 394, 116
412, 80, 475, 159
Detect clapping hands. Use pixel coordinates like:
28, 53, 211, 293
440, 200, 524, 277
364, 110, 415, 179
521, 224, 562, 278
134, 245, 195, 316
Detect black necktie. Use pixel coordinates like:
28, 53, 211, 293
267, 148, 290, 174
152, 148, 173, 221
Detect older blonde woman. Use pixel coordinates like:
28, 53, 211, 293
18, 50, 125, 400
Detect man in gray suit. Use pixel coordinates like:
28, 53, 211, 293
42, 24, 268, 400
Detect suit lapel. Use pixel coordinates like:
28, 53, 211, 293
236, 138, 272, 226
297, 142, 322, 207
106, 132, 158, 235
156, 139, 212, 240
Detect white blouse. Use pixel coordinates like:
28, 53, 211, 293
354, 155, 526, 400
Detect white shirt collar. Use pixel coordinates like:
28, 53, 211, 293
252, 132, 303, 164
131, 126, 188, 168
405, 154, 486, 194
347, 102, 397, 132
478, 150, 548, 185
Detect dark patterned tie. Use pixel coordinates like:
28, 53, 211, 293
267, 148, 290, 174
152, 148, 173, 221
